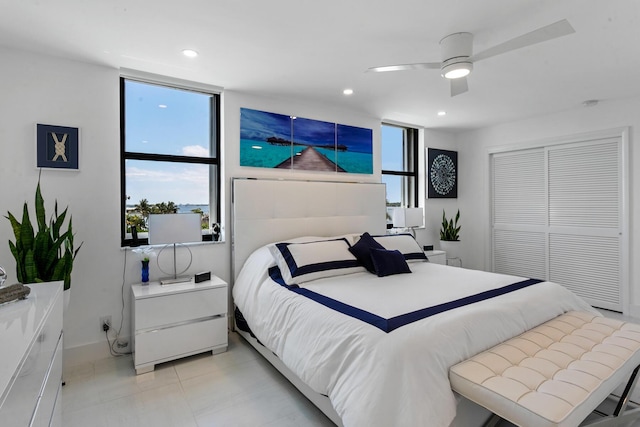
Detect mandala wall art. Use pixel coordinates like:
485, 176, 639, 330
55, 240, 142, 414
427, 148, 457, 198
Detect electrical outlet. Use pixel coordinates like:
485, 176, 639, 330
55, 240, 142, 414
100, 315, 112, 332
116, 340, 128, 348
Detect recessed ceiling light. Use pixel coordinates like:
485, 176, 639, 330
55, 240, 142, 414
437, 111, 447, 116
182, 49, 198, 58
343, 88, 354, 95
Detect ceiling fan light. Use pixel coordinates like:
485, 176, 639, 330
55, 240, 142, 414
441, 62, 472, 79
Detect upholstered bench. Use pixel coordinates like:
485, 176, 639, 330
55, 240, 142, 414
450, 311, 640, 427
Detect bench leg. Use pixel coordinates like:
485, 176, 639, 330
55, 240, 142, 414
614, 365, 640, 416
584, 365, 640, 427
482, 414, 501, 427
582, 407, 640, 426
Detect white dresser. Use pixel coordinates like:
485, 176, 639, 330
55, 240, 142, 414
0, 281, 63, 427
131, 277, 228, 374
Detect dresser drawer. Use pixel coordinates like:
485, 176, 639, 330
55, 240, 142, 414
135, 286, 226, 331
31, 332, 62, 427
0, 283, 63, 427
0, 304, 62, 426
135, 317, 227, 366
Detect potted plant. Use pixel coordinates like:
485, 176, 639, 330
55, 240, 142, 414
5, 179, 82, 298
439, 209, 461, 260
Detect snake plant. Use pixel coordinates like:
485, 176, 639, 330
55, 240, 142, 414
5, 180, 82, 291
440, 209, 461, 241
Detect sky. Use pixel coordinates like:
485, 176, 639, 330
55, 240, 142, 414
124, 80, 211, 205
381, 125, 405, 205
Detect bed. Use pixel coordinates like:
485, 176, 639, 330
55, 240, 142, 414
230, 178, 597, 427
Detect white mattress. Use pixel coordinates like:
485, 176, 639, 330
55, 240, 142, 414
232, 241, 597, 427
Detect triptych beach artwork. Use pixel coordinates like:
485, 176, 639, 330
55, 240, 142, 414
240, 108, 373, 174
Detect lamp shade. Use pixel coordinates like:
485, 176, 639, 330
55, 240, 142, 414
148, 213, 202, 245
392, 207, 423, 228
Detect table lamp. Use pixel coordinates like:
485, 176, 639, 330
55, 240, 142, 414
392, 207, 423, 236
148, 213, 202, 285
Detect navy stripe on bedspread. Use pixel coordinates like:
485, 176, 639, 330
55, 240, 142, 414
269, 266, 542, 333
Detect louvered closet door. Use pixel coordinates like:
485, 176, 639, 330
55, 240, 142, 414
492, 149, 547, 280
547, 140, 621, 310
491, 137, 623, 311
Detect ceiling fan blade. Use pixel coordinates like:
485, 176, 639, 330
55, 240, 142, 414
472, 19, 575, 62
450, 77, 468, 97
366, 62, 441, 73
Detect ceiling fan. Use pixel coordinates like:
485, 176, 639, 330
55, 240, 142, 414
367, 19, 575, 97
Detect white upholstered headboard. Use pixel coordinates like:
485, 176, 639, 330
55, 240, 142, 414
231, 178, 387, 281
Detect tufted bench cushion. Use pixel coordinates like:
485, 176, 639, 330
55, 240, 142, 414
449, 311, 640, 427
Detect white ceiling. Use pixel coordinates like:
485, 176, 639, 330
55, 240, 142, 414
2, 0, 639, 130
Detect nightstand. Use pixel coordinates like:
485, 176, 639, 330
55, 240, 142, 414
425, 250, 446, 265
131, 276, 228, 375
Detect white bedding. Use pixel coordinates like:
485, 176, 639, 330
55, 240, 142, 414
232, 240, 597, 427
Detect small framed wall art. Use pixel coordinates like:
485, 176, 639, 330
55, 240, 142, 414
427, 148, 457, 198
36, 124, 79, 170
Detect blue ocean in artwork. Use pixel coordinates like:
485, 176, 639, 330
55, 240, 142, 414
241, 139, 297, 168
337, 150, 373, 174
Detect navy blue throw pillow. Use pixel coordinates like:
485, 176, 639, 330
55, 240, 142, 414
349, 232, 385, 273
370, 248, 412, 277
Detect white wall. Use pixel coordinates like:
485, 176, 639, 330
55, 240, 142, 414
0, 47, 127, 365
0, 47, 384, 367
456, 98, 638, 313
417, 129, 461, 249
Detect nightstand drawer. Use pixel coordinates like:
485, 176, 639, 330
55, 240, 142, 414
135, 317, 227, 365
135, 286, 226, 331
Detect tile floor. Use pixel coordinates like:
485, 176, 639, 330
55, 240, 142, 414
63, 314, 640, 427
62, 332, 335, 427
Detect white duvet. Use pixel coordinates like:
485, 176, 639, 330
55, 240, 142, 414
233, 243, 597, 427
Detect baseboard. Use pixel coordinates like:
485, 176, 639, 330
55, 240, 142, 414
63, 334, 131, 374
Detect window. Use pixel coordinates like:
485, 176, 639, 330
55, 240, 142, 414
381, 124, 418, 225
120, 77, 221, 246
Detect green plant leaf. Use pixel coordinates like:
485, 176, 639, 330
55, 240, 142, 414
19, 204, 35, 249
52, 206, 68, 240
440, 209, 461, 241
24, 248, 38, 283
35, 182, 46, 232
5, 211, 22, 241
6, 180, 82, 289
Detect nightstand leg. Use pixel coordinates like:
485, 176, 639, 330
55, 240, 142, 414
136, 365, 154, 375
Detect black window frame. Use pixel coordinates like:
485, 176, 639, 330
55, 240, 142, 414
381, 124, 419, 208
119, 77, 221, 247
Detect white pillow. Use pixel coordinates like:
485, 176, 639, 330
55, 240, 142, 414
371, 234, 428, 262
269, 238, 365, 285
